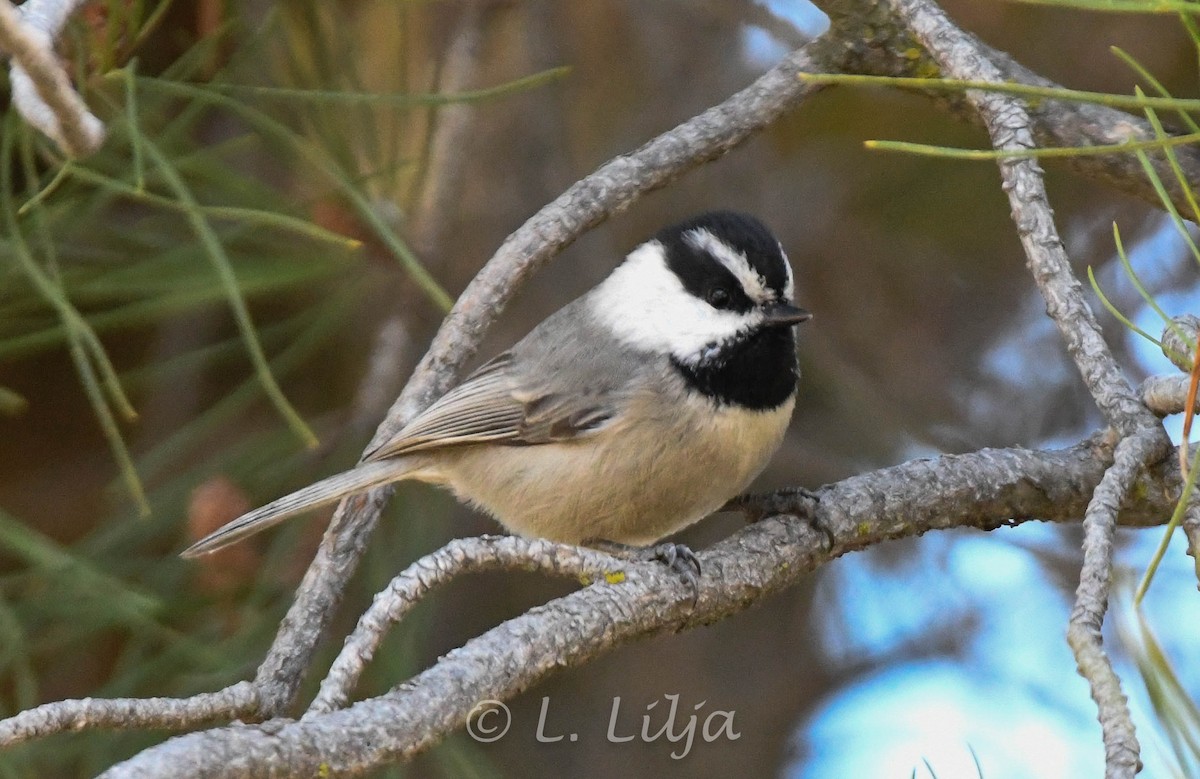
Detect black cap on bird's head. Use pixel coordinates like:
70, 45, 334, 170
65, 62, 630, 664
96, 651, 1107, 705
653, 211, 810, 326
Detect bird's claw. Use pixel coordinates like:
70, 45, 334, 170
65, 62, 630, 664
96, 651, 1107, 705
584, 538, 702, 603
649, 542, 702, 589
725, 487, 832, 549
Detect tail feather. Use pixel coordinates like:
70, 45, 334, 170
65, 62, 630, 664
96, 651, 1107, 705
181, 459, 415, 558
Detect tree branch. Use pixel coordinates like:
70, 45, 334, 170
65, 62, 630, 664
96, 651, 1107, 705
98, 436, 1189, 777
1069, 429, 1166, 777
1181, 493, 1200, 589
1155, 316, 1200, 588
306, 537, 625, 716
818, 0, 1200, 214
0, 683, 258, 750
884, 3, 1153, 435
1141, 374, 1200, 416
0, 0, 104, 157
887, 1, 1171, 776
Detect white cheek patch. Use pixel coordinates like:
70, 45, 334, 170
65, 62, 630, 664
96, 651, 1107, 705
589, 242, 759, 361
685, 228, 771, 303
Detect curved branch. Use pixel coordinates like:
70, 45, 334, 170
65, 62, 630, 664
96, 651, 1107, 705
101, 437, 1187, 777
1069, 428, 1167, 777
307, 537, 623, 715
0, 683, 258, 750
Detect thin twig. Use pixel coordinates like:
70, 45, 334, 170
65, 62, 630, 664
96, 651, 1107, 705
307, 536, 622, 715
1141, 374, 1200, 416
1068, 429, 1166, 777
0, 682, 258, 749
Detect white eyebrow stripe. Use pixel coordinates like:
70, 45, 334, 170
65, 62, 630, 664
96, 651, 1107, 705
778, 242, 794, 298
685, 228, 771, 302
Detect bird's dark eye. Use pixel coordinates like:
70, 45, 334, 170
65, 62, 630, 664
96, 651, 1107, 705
706, 288, 731, 309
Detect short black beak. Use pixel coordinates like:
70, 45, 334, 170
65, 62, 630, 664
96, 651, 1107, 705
761, 301, 812, 327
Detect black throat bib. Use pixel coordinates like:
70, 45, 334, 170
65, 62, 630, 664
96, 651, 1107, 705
672, 326, 797, 410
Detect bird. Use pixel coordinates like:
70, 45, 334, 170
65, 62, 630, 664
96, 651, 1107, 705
181, 211, 810, 578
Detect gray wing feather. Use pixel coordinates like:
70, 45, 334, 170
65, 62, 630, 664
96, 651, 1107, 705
365, 303, 641, 461
364, 353, 528, 460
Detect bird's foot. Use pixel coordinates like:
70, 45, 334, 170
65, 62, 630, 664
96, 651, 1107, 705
584, 539, 702, 601
724, 487, 833, 550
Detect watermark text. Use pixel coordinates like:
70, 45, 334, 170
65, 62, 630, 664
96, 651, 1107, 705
467, 694, 740, 759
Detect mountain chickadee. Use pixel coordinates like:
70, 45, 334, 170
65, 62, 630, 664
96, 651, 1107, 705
182, 211, 810, 572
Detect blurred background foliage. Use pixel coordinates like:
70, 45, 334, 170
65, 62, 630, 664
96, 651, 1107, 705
2, 0, 1200, 777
